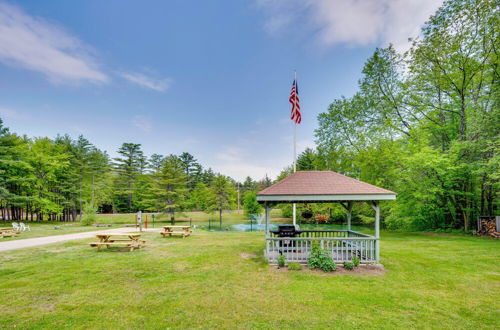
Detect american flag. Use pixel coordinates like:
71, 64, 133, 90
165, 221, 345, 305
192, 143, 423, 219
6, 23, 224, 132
289, 79, 301, 124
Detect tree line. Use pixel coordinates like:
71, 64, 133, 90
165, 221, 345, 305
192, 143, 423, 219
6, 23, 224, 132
292, 0, 498, 231
0, 123, 271, 222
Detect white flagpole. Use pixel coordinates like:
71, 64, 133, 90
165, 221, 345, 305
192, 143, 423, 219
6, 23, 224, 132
292, 70, 297, 226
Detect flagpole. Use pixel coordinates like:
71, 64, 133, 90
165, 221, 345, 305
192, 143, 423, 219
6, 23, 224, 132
292, 70, 297, 226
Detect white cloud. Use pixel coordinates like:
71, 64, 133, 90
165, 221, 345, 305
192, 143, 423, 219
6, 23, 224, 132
0, 107, 30, 120
0, 2, 108, 83
132, 115, 152, 133
297, 139, 315, 152
257, 0, 443, 52
119, 72, 172, 92
214, 146, 282, 181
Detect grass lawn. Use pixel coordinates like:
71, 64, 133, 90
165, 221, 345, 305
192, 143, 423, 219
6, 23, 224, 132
0, 230, 498, 329
0, 223, 111, 241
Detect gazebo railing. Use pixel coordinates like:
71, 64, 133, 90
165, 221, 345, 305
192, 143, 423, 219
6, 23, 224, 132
268, 230, 372, 239
265, 232, 377, 264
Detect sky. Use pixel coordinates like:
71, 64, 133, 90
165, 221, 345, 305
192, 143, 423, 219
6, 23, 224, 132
0, 0, 443, 181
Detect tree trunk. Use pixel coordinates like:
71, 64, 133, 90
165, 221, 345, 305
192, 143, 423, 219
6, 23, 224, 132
91, 173, 95, 208
128, 182, 133, 211
79, 174, 83, 221
219, 206, 222, 229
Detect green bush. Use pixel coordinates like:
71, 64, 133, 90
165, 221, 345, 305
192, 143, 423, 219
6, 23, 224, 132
277, 254, 286, 268
287, 262, 302, 271
82, 204, 97, 226
352, 255, 360, 267
343, 262, 354, 270
307, 242, 337, 272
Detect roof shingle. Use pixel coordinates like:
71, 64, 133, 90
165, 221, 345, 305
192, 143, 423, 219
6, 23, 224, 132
258, 171, 396, 196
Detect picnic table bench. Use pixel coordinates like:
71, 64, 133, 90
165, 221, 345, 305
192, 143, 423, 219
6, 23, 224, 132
89, 233, 145, 251
0, 227, 19, 238
160, 225, 192, 238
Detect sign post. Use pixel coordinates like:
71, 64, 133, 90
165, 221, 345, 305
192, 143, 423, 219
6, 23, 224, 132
137, 211, 142, 232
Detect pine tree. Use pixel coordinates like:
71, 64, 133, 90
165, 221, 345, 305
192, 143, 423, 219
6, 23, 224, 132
209, 174, 233, 228
157, 155, 187, 223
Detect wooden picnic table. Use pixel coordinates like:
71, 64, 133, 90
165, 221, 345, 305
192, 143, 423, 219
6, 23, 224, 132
0, 227, 19, 238
161, 225, 192, 238
89, 233, 145, 251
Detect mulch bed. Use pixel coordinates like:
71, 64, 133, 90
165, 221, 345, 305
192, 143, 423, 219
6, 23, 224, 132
273, 263, 385, 276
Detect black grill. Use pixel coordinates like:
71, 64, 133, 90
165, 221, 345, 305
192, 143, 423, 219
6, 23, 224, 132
277, 224, 302, 237
272, 225, 301, 252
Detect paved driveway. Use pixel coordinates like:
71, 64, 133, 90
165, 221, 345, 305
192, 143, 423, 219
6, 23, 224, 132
0, 227, 160, 252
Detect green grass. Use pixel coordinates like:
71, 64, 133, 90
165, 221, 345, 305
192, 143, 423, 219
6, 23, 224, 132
0, 223, 108, 241
0, 230, 498, 329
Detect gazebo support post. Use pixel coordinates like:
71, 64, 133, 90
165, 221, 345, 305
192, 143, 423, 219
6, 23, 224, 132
265, 203, 270, 237
340, 202, 354, 232
347, 201, 353, 231
368, 201, 380, 262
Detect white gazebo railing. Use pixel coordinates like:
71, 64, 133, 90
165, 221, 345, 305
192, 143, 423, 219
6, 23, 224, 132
265, 230, 377, 264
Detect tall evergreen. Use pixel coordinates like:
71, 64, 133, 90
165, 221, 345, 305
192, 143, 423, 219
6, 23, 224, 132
113, 143, 145, 212
157, 155, 187, 222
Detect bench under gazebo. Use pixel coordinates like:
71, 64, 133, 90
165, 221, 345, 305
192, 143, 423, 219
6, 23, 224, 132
257, 171, 396, 264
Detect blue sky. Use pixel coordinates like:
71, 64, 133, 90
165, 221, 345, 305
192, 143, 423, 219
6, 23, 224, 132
0, 0, 443, 181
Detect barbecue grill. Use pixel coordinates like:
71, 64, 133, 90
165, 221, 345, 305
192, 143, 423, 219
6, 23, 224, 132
276, 224, 301, 237
270, 225, 302, 252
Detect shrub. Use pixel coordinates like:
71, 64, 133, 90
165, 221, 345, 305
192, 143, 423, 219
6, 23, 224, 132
343, 262, 354, 270
307, 242, 337, 272
277, 254, 286, 268
287, 262, 302, 271
352, 255, 360, 267
82, 204, 97, 226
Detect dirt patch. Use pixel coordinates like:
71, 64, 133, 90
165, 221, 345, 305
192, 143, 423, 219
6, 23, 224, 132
240, 252, 258, 259
272, 264, 385, 276
42, 303, 56, 313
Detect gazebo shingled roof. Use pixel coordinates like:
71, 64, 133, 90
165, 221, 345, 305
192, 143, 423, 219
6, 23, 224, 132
257, 171, 396, 203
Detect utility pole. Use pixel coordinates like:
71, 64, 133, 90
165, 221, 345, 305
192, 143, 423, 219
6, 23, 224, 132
237, 182, 241, 212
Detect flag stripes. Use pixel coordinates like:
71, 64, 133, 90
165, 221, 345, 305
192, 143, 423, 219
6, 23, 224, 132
289, 79, 301, 124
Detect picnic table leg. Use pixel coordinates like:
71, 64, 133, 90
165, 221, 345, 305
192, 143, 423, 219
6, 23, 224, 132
99, 236, 107, 251
129, 236, 140, 250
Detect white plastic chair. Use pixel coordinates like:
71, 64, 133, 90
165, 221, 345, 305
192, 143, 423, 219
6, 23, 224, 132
12, 222, 21, 232
20, 222, 30, 231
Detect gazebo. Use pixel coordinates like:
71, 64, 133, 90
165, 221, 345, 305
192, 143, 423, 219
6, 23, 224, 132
256, 171, 396, 264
